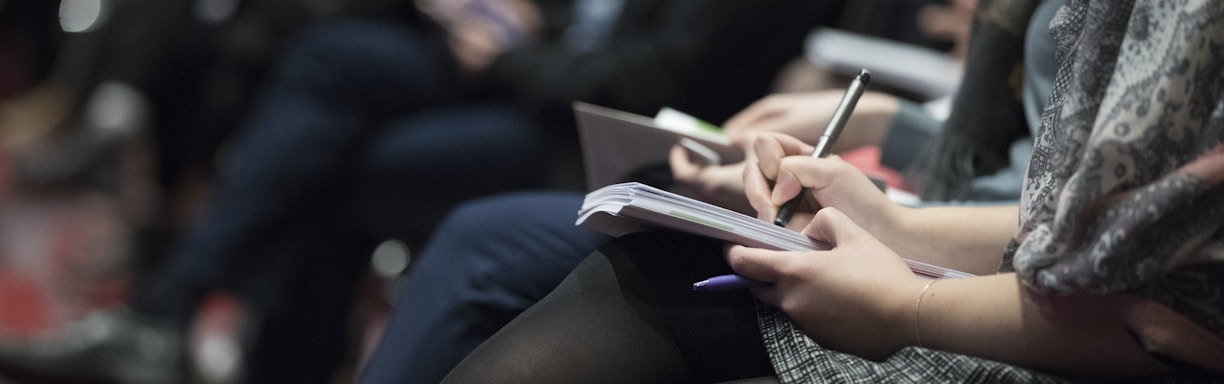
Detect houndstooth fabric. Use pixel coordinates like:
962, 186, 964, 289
759, 304, 1224, 383
758, 303, 1066, 383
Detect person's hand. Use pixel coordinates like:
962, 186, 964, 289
1180, 142, 1224, 184
917, 0, 977, 59
722, 91, 896, 153
727, 207, 926, 360
446, 19, 504, 76
723, 92, 841, 144
438, 0, 541, 76
744, 132, 898, 233
668, 144, 753, 214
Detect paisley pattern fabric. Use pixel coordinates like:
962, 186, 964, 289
1004, 0, 1224, 342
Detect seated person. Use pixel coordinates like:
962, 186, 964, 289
0, 1, 845, 383
361, 0, 1060, 382
438, 1, 1224, 382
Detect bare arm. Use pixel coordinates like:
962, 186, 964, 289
745, 132, 1015, 275
669, 91, 902, 217
882, 204, 1017, 275
728, 209, 1170, 381
916, 274, 1167, 380
722, 91, 900, 151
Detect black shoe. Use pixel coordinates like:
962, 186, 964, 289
0, 308, 186, 384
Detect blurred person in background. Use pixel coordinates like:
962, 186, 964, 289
0, 0, 843, 383
0, 0, 329, 219
437, 0, 1224, 382
360, 0, 1056, 383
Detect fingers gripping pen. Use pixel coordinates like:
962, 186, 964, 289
773, 68, 870, 227
692, 69, 871, 292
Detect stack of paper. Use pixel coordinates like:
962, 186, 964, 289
577, 182, 974, 279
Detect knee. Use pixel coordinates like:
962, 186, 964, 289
415, 193, 579, 297
405, 195, 531, 286
399, 199, 533, 323
430, 195, 522, 243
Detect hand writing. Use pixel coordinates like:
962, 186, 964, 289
744, 132, 896, 233
727, 207, 925, 360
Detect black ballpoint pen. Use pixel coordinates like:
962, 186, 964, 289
773, 68, 870, 227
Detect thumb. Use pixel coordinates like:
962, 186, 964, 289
1181, 143, 1224, 184
802, 207, 869, 246
668, 144, 697, 177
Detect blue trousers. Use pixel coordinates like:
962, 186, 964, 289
360, 192, 609, 384
132, 20, 550, 383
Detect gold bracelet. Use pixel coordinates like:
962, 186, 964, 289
914, 279, 940, 348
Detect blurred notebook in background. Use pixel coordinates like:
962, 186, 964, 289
577, 182, 974, 279
573, 102, 743, 191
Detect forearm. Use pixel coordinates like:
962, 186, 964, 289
722, 91, 900, 151
915, 274, 1168, 379
881, 205, 1018, 275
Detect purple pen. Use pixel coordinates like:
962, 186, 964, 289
692, 274, 766, 292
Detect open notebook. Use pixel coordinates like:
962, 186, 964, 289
577, 182, 974, 279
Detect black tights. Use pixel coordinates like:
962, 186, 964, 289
441, 232, 777, 384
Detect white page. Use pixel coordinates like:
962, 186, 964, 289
577, 182, 974, 279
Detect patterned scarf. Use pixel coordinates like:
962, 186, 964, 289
1004, 0, 1224, 370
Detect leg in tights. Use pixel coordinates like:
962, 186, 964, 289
441, 231, 777, 384
360, 192, 609, 384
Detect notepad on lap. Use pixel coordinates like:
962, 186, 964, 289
576, 182, 974, 279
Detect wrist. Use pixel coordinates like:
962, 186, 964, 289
912, 278, 942, 348
888, 277, 933, 349
868, 202, 911, 251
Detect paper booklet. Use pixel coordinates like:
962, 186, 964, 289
574, 102, 744, 191
576, 182, 975, 279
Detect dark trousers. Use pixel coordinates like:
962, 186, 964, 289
132, 19, 548, 383
360, 192, 609, 384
